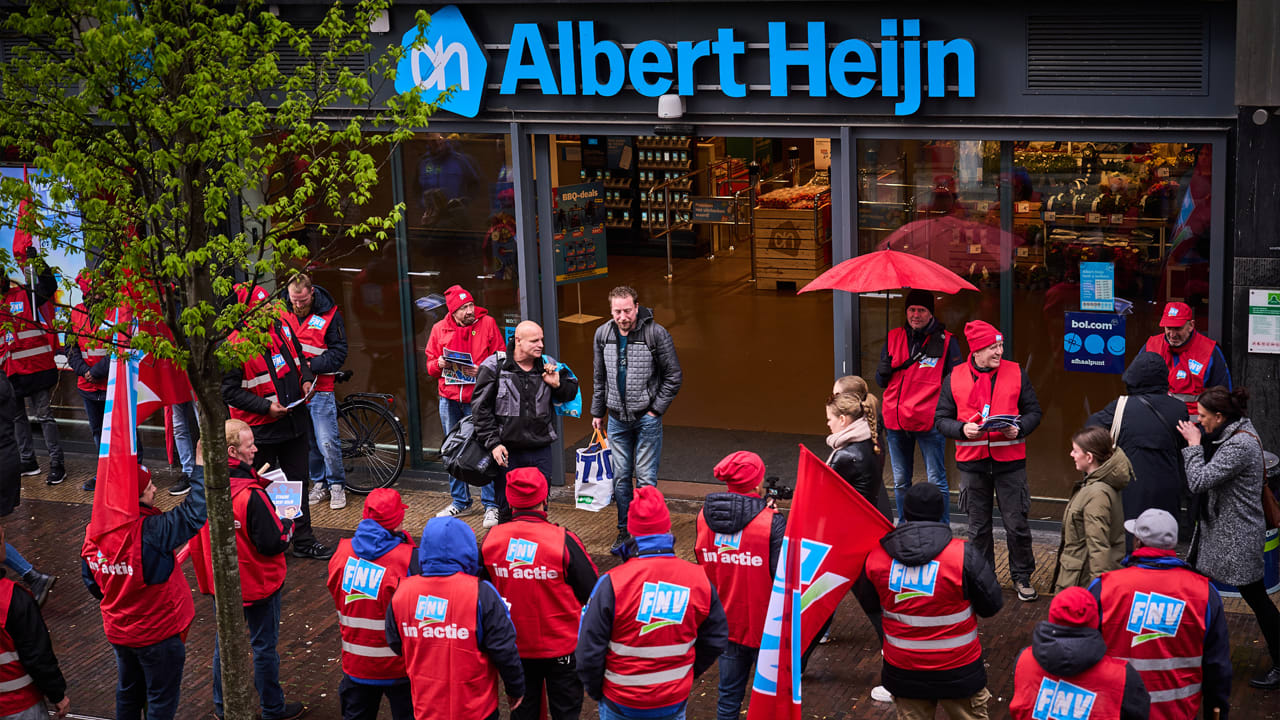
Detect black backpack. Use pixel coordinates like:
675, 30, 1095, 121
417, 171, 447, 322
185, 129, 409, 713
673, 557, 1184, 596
441, 415, 500, 487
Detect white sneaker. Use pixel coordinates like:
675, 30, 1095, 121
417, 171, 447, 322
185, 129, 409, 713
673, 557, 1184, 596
436, 504, 474, 518
483, 507, 500, 528
308, 484, 328, 505
329, 485, 347, 510
871, 686, 893, 702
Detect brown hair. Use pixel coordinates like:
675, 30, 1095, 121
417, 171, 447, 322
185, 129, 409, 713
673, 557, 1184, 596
1071, 425, 1115, 466
826, 387, 881, 455
607, 285, 638, 304
1197, 385, 1249, 423
287, 272, 313, 291
225, 418, 251, 449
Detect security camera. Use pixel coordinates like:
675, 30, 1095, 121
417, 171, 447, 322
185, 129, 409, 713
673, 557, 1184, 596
657, 94, 685, 119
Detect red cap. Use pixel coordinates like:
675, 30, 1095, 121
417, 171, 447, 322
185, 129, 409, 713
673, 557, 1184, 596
1048, 587, 1100, 629
964, 320, 1003, 353
627, 486, 671, 536
363, 488, 408, 531
505, 467, 548, 509
713, 451, 765, 494
1159, 302, 1193, 327
137, 465, 152, 498
445, 285, 474, 315
234, 283, 271, 308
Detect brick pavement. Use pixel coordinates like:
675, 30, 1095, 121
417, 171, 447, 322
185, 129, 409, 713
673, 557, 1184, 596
10, 454, 1280, 719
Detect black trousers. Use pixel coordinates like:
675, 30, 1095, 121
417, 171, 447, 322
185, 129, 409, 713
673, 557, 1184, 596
512, 654, 583, 720
962, 465, 1036, 582
337, 675, 413, 720
1239, 580, 1280, 665
254, 437, 314, 545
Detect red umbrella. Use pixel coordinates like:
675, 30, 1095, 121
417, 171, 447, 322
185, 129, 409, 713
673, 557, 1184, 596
799, 248, 979, 295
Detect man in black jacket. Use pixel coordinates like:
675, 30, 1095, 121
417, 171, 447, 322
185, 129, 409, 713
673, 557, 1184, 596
472, 321, 578, 523
0, 527, 68, 719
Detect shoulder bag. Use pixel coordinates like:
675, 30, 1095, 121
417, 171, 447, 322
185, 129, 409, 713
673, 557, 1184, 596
1231, 428, 1280, 530
1109, 396, 1128, 442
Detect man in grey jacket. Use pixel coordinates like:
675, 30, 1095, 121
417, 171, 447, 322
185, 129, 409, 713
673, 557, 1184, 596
591, 286, 682, 548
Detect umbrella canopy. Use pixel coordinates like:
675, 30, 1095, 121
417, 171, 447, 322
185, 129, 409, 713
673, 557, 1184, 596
799, 248, 979, 295
878, 215, 1025, 272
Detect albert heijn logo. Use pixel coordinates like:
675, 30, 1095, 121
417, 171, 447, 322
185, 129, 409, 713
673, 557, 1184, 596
505, 538, 539, 567
340, 556, 387, 603
1126, 591, 1185, 646
1033, 678, 1097, 720
415, 594, 449, 624
395, 5, 488, 118
636, 581, 690, 635
887, 559, 940, 602
714, 531, 742, 552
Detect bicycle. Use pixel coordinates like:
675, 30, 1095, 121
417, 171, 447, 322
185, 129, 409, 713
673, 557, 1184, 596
334, 369, 407, 493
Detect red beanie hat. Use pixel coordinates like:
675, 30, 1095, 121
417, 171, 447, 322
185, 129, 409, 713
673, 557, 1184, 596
506, 467, 549, 509
1048, 587, 1100, 629
445, 285, 474, 315
964, 320, 1002, 353
627, 486, 671, 536
363, 488, 408, 531
137, 465, 152, 498
713, 451, 765, 494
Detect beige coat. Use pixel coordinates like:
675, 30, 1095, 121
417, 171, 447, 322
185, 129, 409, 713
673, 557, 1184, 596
1055, 448, 1134, 591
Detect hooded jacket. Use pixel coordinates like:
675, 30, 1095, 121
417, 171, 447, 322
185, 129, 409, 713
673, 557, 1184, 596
700, 492, 787, 576
1055, 448, 1134, 591
1017, 621, 1149, 720
425, 304, 506, 404
282, 284, 348, 376
591, 306, 683, 422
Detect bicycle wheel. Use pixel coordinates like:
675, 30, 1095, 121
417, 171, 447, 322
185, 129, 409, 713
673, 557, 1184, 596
338, 399, 406, 493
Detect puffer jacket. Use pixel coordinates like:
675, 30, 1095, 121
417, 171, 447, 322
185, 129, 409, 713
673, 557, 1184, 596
1055, 448, 1133, 591
700, 492, 786, 576
1185, 417, 1266, 586
1011, 621, 1149, 720
591, 306, 682, 422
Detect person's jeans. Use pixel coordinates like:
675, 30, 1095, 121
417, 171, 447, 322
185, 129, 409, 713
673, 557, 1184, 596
4, 544, 32, 576
962, 466, 1035, 583
14, 387, 62, 466
598, 700, 685, 720
170, 401, 198, 477
79, 389, 106, 454
716, 642, 758, 720
308, 391, 346, 488
113, 634, 186, 720
505, 445, 553, 521
0, 702, 48, 720
440, 398, 495, 510
885, 428, 949, 524
610, 413, 663, 530
213, 590, 285, 719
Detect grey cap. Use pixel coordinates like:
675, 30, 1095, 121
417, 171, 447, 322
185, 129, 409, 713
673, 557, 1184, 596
1124, 509, 1177, 550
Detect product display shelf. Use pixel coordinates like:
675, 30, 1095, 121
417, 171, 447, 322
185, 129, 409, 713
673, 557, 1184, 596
752, 190, 833, 291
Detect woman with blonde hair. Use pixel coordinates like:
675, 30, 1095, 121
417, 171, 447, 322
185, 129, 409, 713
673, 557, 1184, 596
825, 391, 883, 512
1054, 425, 1132, 591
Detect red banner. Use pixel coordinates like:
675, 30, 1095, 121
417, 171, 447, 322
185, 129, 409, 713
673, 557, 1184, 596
84, 353, 141, 559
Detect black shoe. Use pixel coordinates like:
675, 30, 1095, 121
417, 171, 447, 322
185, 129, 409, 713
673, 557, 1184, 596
1250, 665, 1280, 690
169, 475, 192, 496
266, 702, 308, 720
81, 476, 96, 492
19, 459, 39, 477
291, 541, 333, 560
45, 465, 65, 486
21, 569, 55, 607
611, 529, 632, 554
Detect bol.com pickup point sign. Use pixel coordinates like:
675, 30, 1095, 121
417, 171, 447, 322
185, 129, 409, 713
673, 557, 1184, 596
1064, 312, 1125, 374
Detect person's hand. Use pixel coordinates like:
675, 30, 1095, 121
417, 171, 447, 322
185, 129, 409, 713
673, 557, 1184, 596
51, 697, 70, 719
1177, 419, 1202, 446
492, 444, 509, 467
302, 381, 312, 396
268, 401, 288, 419
646, 411, 658, 417
542, 362, 561, 389
508, 694, 523, 711
1001, 425, 1019, 439
591, 417, 604, 431
963, 422, 982, 439
83, 371, 93, 381
437, 356, 446, 370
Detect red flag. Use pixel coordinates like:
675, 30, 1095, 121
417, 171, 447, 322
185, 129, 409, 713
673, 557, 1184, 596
11, 166, 34, 264
115, 301, 193, 422
746, 445, 894, 720
84, 352, 142, 559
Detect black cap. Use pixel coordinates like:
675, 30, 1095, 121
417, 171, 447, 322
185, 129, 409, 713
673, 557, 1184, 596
902, 482, 946, 522
904, 289, 935, 315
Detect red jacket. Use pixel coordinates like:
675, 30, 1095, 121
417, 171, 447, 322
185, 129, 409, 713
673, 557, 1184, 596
694, 507, 774, 648
425, 308, 505, 404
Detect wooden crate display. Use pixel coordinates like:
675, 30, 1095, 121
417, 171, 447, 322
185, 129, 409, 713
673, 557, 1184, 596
752, 204, 832, 290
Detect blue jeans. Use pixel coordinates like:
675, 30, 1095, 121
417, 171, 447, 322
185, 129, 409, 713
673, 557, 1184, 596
610, 413, 663, 530
308, 391, 346, 488
171, 402, 197, 477
599, 700, 685, 720
716, 641, 758, 720
439, 398, 495, 509
884, 428, 949, 524
4, 544, 31, 576
113, 634, 185, 720
213, 590, 285, 719
79, 389, 106, 452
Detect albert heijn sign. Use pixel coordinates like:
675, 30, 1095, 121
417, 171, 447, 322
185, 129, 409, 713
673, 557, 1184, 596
394, 5, 977, 118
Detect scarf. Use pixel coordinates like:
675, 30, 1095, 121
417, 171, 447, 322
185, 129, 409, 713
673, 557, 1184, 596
826, 417, 871, 451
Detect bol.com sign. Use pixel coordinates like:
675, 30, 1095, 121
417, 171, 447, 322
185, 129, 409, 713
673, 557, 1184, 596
394, 5, 488, 118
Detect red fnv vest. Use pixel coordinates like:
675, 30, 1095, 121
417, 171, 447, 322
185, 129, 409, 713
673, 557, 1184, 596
229, 324, 302, 426
390, 573, 499, 720
0, 579, 44, 716
950, 360, 1026, 463
327, 538, 414, 681
883, 327, 953, 432
282, 307, 337, 392
1144, 332, 1218, 416
694, 507, 774, 648
865, 538, 982, 672
71, 304, 110, 393
481, 517, 583, 659
0, 286, 55, 376
1010, 646, 1128, 720
192, 478, 288, 604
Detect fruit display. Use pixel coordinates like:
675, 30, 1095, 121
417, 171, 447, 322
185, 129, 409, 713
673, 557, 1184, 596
758, 183, 830, 209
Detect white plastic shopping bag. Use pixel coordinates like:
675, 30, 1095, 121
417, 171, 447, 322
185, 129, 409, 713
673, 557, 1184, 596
575, 429, 614, 512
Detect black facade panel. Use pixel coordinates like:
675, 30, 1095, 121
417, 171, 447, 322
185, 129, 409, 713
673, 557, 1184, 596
1026, 15, 1207, 95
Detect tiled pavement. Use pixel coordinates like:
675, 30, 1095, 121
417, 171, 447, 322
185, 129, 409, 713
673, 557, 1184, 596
12, 455, 1280, 719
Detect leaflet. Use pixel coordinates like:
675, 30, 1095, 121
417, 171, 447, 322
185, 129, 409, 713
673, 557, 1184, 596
977, 414, 1020, 431
443, 349, 478, 386
264, 470, 303, 520
284, 382, 318, 410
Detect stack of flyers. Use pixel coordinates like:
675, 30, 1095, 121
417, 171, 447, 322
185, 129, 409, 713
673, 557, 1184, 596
443, 349, 478, 385
977, 414, 1021, 431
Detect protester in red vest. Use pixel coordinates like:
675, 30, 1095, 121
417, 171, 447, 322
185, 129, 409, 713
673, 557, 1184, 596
480, 467, 598, 720
859, 482, 1003, 717
426, 285, 506, 525
385, 516, 525, 720
1143, 301, 1230, 416
64, 271, 108, 492
1010, 587, 1148, 720
577, 486, 728, 720
325, 489, 418, 720
874, 289, 963, 524
694, 451, 784, 720
0, 265, 64, 486
934, 319, 1042, 602
1088, 509, 1231, 719
81, 460, 204, 720
0, 527, 68, 720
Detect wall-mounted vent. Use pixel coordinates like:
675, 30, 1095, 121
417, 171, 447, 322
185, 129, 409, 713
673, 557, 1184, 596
1026, 15, 1207, 95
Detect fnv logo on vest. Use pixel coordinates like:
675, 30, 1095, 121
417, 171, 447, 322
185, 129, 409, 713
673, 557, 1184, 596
341, 556, 387, 603
1187, 359, 1203, 376
701, 530, 764, 567
636, 581, 690, 635
505, 538, 538, 567
415, 594, 449, 624
394, 5, 488, 118
714, 532, 741, 551
1126, 592, 1185, 646
1033, 678, 1097, 720
306, 315, 326, 331
888, 559, 940, 602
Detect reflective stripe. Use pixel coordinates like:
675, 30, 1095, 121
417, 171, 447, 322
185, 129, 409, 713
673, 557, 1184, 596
1149, 684, 1202, 703
337, 613, 385, 631
989, 439, 1025, 447
608, 640, 695, 658
85, 348, 109, 358
341, 640, 397, 658
603, 663, 693, 687
10, 346, 51, 360
15, 330, 45, 340
1122, 656, 1203, 672
1171, 393, 1198, 402
0, 674, 32, 692
300, 342, 325, 356
0, 652, 17, 664
884, 628, 979, 651
955, 440, 986, 447
242, 374, 273, 390
882, 607, 973, 627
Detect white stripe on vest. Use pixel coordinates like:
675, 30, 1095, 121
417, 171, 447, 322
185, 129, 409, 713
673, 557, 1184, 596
603, 663, 693, 687
884, 628, 979, 651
